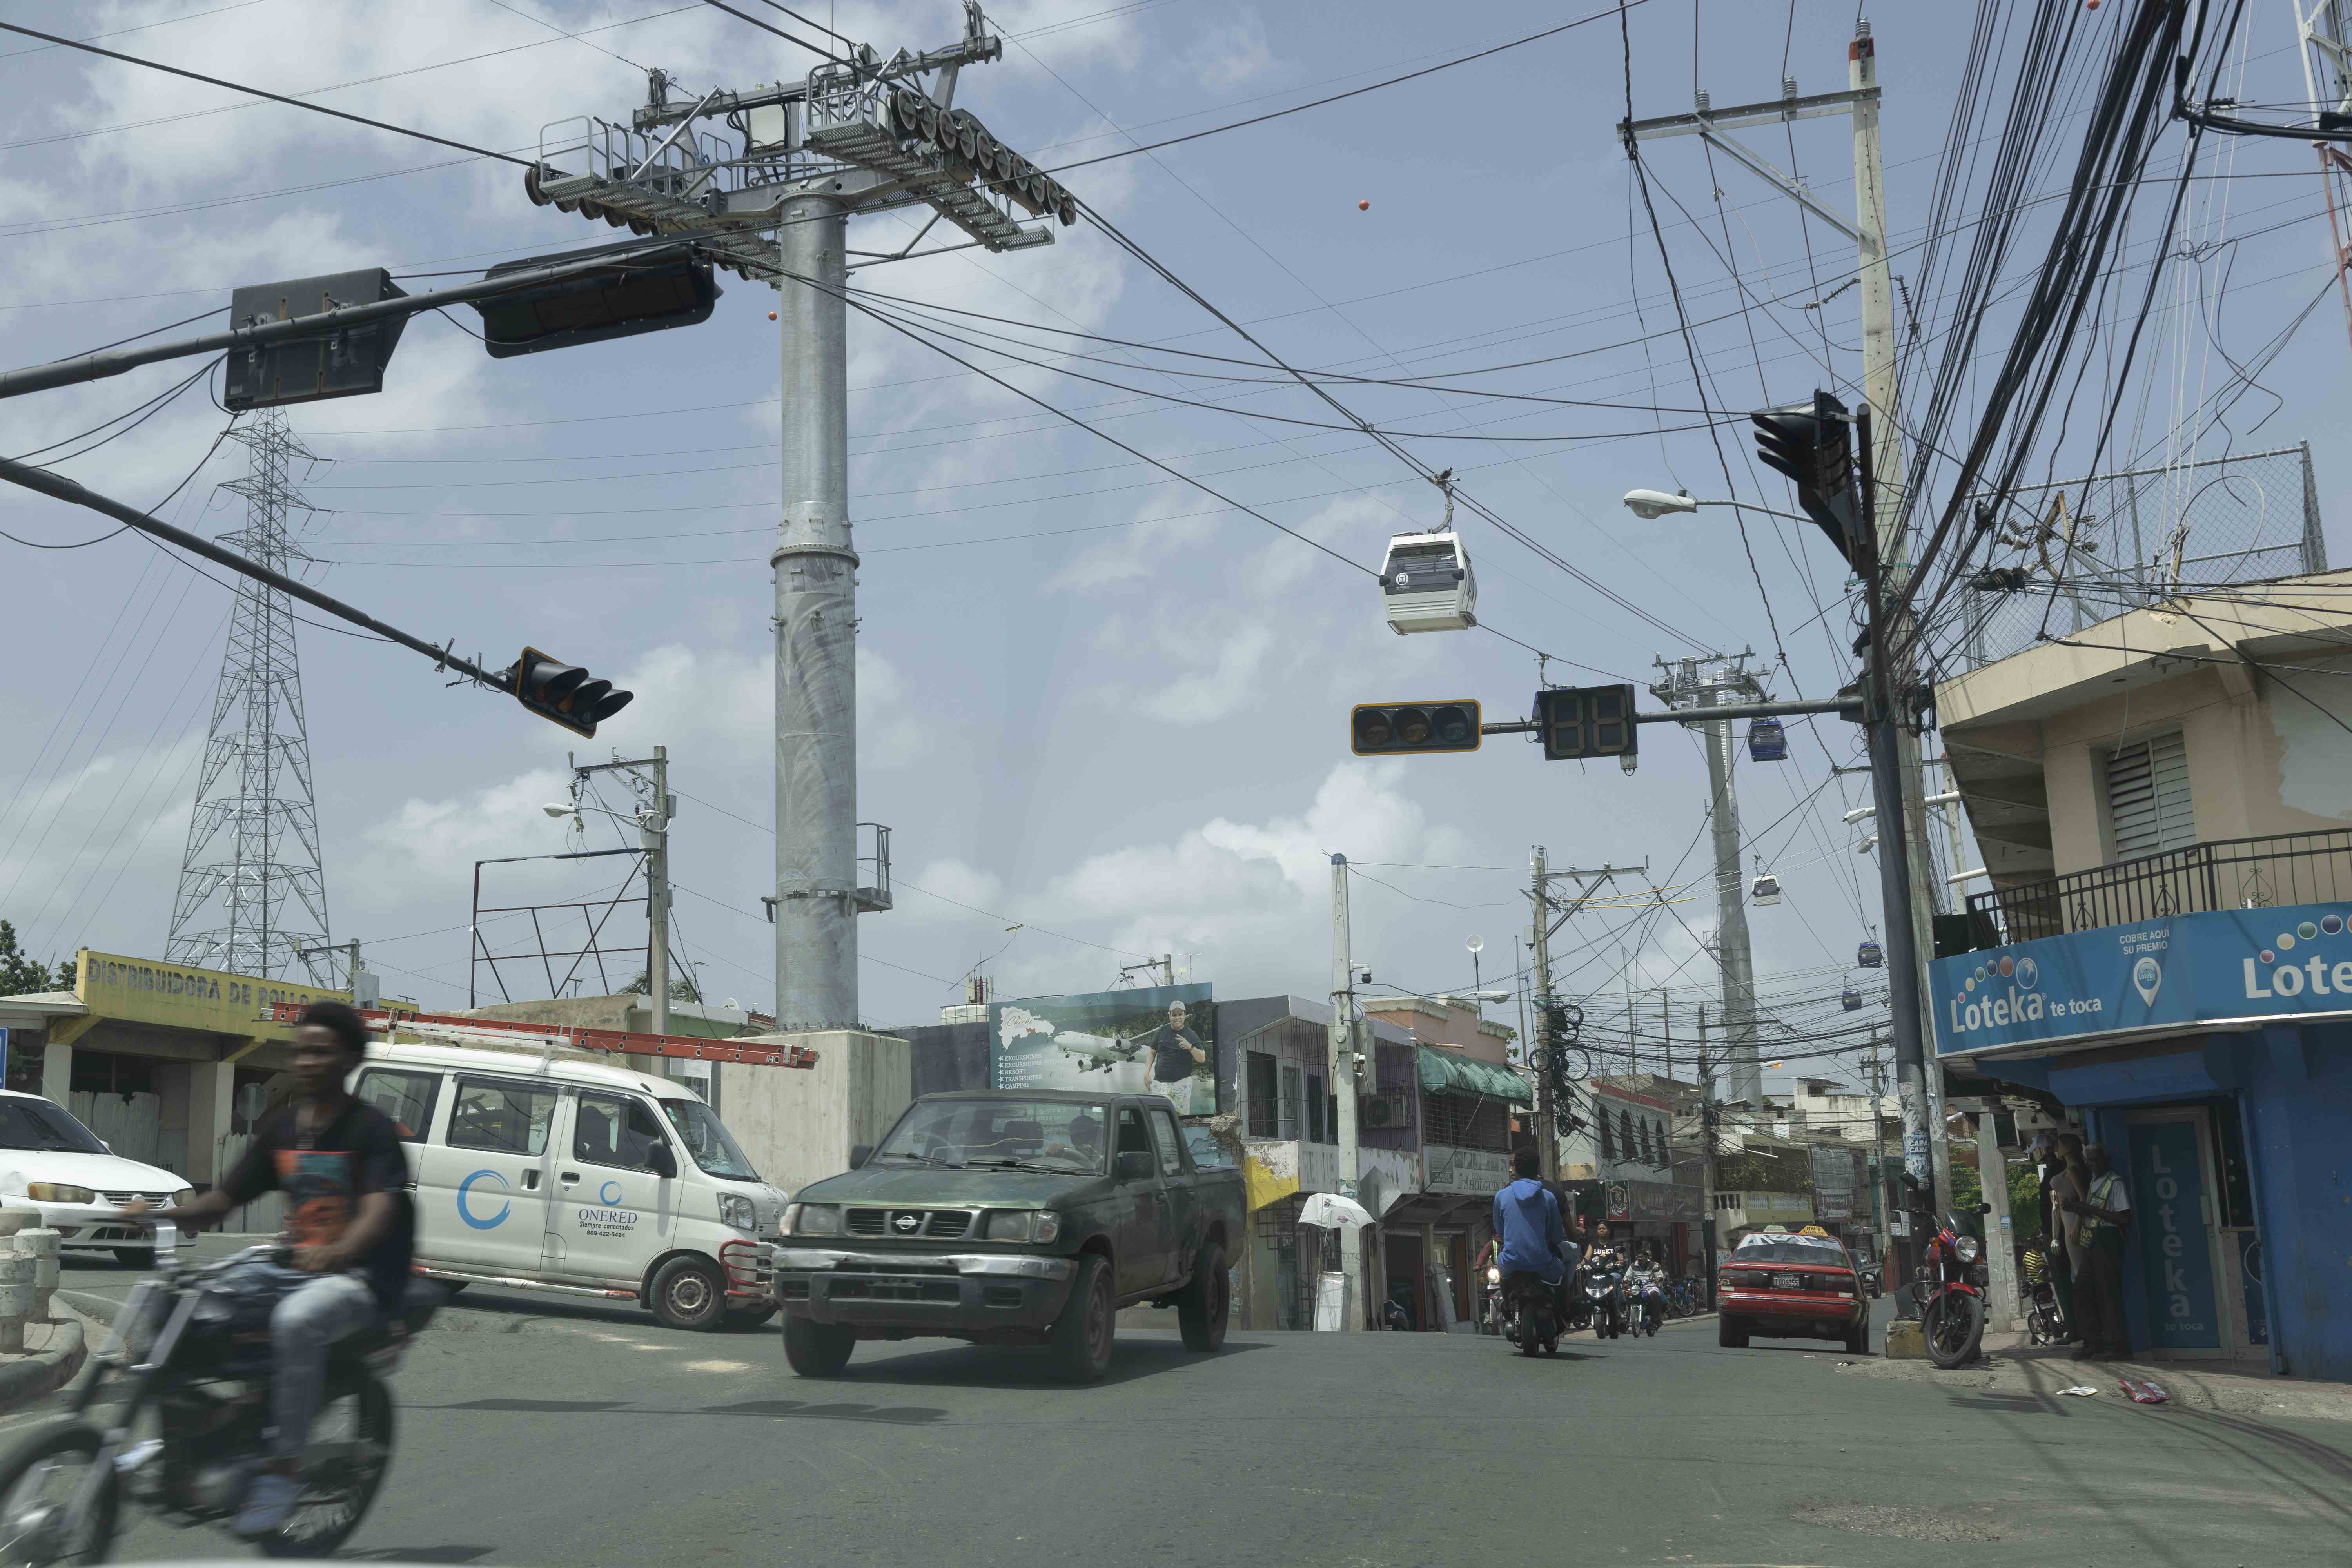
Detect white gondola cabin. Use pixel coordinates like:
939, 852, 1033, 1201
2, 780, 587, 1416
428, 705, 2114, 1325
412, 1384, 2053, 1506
1751, 872, 1783, 906
1379, 529, 1477, 634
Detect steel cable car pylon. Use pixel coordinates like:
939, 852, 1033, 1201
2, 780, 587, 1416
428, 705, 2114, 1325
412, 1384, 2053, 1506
1379, 468, 1477, 634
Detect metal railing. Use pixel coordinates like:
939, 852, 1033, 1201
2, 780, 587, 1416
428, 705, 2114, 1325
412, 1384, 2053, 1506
1965, 828, 2352, 944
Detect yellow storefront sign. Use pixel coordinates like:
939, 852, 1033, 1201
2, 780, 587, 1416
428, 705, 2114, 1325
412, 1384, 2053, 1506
74, 950, 349, 1040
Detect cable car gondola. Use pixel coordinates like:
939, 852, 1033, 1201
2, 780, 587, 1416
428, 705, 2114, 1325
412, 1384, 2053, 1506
1750, 857, 1782, 906
1379, 527, 1477, 634
1857, 940, 1884, 969
1747, 717, 1788, 762
1841, 987, 1863, 1012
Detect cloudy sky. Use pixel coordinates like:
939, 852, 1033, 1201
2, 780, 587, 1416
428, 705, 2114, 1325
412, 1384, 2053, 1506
3, 1, 2343, 1092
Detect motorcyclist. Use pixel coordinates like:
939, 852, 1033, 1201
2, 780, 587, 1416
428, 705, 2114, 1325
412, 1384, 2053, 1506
1490, 1146, 1570, 1325
1584, 1222, 1628, 1331
1626, 1243, 1666, 1328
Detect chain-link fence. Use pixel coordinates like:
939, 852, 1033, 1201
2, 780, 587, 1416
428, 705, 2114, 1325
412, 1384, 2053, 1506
1947, 442, 2324, 673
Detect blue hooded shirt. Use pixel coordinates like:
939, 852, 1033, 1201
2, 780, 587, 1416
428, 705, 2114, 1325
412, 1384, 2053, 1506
1492, 1176, 1566, 1285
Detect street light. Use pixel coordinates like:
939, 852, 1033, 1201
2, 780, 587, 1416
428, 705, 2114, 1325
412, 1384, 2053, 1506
1621, 489, 1814, 525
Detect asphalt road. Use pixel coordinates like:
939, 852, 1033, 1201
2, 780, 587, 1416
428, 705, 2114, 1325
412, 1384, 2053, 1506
19, 1242, 2352, 1566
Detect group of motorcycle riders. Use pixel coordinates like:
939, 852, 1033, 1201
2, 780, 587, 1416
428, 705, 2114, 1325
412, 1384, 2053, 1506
1470, 1145, 1676, 1345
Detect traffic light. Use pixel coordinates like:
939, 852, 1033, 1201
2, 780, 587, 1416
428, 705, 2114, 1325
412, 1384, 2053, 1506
1534, 684, 1638, 762
1349, 700, 1481, 755
470, 241, 719, 360
1751, 390, 1862, 565
223, 269, 411, 411
509, 647, 635, 737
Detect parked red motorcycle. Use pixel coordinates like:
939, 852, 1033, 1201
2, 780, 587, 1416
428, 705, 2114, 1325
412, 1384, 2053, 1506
1917, 1201, 1994, 1368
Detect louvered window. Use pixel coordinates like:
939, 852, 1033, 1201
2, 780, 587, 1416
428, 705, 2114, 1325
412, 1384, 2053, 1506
2105, 730, 2195, 858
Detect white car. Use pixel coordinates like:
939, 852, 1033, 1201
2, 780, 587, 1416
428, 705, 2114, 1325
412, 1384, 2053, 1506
0, 1089, 194, 1263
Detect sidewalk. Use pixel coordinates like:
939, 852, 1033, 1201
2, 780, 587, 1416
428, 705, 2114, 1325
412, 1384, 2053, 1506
1837, 1325, 2352, 1422
0, 1309, 89, 1414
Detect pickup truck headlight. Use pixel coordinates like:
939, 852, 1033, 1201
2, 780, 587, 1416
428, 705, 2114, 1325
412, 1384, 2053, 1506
717, 1192, 757, 1232
781, 1203, 840, 1236
26, 1183, 95, 1205
984, 1210, 1061, 1244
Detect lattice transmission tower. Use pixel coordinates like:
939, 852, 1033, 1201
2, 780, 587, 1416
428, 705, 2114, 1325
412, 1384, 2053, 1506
164, 407, 333, 981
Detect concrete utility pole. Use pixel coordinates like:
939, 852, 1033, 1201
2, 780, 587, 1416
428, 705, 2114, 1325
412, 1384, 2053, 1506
1651, 654, 1763, 1108
1328, 853, 1363, 1330
526, 3, 1065, 1028
1528, 845, 1557, 1184
1697, 1002, 1719, 1305
1867, 1026, 1889, 1260
1976, 1105, 2019, 1331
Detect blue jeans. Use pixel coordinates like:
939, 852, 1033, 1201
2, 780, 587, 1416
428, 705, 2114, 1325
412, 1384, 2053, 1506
248, 1266, 379, 1461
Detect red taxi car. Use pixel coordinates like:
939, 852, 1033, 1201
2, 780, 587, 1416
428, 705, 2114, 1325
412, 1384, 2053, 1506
1717, 1227, 1871, 1355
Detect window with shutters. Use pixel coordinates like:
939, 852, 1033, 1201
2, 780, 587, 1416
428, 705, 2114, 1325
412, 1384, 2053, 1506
2105, 729, 2195, 859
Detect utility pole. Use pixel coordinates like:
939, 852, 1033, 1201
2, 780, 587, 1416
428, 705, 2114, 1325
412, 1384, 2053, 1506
1867, 1027, 1889, 1260
567, 749, 678, 1071
1697, 1002, 1719, 1305
2299, 0, 2352, 351
1651, 653, 1763, 1107
528, 4, 1063, 1029
1528, 846, 1557, 1185
1976, 1103, 2019, 1332
1327, 854, 1363, 1330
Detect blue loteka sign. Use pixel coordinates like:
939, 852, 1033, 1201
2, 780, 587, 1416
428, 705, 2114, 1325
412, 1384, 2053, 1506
1931, 900, 2352, 1058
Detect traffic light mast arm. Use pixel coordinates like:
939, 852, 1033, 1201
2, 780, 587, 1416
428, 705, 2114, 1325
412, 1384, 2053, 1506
0, 240, 701, 403
1488, 695, 1857, 736
0, 454, 510, 692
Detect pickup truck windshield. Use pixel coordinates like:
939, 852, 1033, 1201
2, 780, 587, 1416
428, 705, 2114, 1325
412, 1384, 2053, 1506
874, 1099, 1106, 1174
659, 1100, 760, 1181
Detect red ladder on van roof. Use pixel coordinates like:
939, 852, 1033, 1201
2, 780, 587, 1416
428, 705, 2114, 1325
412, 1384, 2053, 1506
260, 1002, 818, 1069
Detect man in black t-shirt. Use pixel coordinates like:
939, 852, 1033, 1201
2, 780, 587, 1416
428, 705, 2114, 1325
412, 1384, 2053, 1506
129, 1000, 414, 1538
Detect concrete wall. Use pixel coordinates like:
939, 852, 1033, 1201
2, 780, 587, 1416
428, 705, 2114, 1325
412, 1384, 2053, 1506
716, 1029, 912, 1198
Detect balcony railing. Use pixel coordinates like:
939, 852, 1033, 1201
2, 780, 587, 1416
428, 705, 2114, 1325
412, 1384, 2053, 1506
1966, 828, 2352, 945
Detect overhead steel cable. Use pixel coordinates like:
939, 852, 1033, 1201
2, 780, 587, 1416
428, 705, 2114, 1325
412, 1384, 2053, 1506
694, 0, 847, 59
0, 20, 539, 165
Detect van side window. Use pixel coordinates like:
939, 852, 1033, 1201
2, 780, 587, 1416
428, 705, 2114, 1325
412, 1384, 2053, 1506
354, 1069, 440, 1143
574, 1092, 667, 1172
1148, 1107, 1185, 1175
448, 1080, 557, 1157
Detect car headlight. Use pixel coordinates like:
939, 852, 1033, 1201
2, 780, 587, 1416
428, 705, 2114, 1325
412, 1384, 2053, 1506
26, 1183, 95, 1205
171, 1189, 197, 1207
1955, 1236, 1982, 1263
984, 1210, 1061, 1244
717, 1192, 757, 1232
781, 1203, 840, 1236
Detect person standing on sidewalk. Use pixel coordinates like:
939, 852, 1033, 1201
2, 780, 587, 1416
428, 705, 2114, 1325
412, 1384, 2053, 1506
2063, 1142, 2132, 1360
2042, 1132, 2088, 1343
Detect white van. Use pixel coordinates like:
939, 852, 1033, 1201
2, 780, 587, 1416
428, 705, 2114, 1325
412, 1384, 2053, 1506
354, 1040, 789, 1330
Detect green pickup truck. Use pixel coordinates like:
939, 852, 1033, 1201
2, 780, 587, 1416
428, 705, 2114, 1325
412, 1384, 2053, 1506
768, 1089, 1245, 1383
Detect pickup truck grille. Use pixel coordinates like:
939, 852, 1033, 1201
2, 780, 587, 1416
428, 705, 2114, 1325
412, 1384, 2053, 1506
844, 1207, 974, 1240
829, 1277, 962, 1303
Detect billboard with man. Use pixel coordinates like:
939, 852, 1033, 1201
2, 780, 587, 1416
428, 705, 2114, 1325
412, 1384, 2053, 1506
988, 983, 1219, 1114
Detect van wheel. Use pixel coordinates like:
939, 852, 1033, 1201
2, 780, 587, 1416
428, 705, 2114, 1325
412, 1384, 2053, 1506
649, 1256, 726, 1331
726, 1303, 780, 1330
781, 1316, 856, 1376
1047, 1255, 1114, 1384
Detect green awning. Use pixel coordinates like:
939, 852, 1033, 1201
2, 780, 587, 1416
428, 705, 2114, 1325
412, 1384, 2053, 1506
1416, 1045, 1533, 1107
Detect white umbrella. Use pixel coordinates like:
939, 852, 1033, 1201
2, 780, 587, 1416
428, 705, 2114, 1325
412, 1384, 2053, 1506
1298, 1192, 1375, 1229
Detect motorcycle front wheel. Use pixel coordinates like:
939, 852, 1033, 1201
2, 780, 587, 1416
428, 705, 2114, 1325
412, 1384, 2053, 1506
258, 1375, 394, 1559
0, 1420, 119, 1567
1924, 1290, 1988, 1369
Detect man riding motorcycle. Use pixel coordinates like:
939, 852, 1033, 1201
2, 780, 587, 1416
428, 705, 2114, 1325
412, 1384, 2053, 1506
1490, 1147, 1570, 1330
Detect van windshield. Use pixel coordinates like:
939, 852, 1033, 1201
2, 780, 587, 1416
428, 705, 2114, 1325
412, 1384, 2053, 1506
659, 1100, 760, 1181
0, 1098, 107, 1155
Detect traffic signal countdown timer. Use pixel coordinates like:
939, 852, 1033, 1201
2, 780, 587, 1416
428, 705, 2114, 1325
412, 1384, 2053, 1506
1534, 684, 1638, 762
1351, 700, 1482, 755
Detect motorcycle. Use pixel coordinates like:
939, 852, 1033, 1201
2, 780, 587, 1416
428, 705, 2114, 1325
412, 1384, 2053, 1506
1916, 1202, 1993, 1368
1499, 1271, 1559, 1357
0, 1222, 440, 1563
2021, 1246, 2069, 1347
1480, 1265, 1504, 1337
1584, 1267, 1626, 1339
1625, 1265, 1665, 1337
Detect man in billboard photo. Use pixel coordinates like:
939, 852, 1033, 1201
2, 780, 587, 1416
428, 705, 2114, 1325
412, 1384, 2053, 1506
1132, 998, 1209, 1113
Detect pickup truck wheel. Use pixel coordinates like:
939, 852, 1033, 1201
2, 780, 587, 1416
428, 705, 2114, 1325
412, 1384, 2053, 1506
1047, 1254, 1114, 1384
782, 1315, 857, 1376
1176, 1243, 1229, 1351
650, 1256, 727, 1331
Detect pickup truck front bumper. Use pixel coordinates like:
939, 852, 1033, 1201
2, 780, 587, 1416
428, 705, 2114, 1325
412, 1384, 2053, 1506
769, 1247, 1079, 1332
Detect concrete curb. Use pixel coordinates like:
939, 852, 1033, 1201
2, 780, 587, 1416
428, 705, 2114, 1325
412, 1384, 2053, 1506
59, 1290, 123, 1327
0, 1312, 86, 1413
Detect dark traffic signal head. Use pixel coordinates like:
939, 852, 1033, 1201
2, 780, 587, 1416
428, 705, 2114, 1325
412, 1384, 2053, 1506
223, 269, 410, 411
1752, 390, 1861, 564
511, 646, 634, 737
471, 242, 719, 360
1350, 700, 1481, 755
1534, 684, 1638, 762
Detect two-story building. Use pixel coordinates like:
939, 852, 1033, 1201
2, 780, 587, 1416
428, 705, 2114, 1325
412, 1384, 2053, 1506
1937, 570, 2352, 1380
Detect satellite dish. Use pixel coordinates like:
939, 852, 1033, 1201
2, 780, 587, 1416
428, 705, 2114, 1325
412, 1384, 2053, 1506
1466, 934, 1485, 954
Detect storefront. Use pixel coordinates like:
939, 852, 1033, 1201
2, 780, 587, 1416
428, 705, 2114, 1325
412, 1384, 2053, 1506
1935, 901, 2352, 1380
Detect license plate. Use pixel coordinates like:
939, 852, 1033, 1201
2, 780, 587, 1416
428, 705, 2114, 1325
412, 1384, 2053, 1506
1772, 1273, 1801, 1289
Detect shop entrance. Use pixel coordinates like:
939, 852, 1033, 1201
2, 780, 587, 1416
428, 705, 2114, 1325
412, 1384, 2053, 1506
2120, 1103, 2264, 1362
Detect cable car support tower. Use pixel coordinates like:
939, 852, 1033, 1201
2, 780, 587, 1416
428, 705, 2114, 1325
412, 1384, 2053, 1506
523, 2, 1074, 1025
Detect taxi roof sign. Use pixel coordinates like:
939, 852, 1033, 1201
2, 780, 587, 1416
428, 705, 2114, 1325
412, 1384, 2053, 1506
1798, 1225, 1830, 1236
